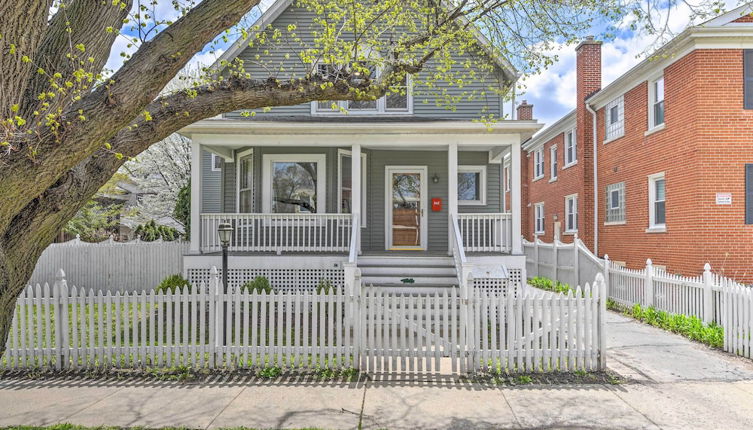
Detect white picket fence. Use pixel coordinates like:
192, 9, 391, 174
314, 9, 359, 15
2, 267, 608, 373
30, 236, 188, 293
523, 236, 753, 361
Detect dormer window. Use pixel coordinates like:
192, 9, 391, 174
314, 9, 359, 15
313, 62, 412, 115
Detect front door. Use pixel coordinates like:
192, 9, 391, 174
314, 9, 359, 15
385, 166, 428, 250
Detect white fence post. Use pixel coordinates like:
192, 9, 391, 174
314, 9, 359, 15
344, 263, 360, 370
552, 239, 558, 283
602, 254, 610, 297
573, 234, 580, 287
702, 263, 713, 324
645, 259, 654, 308
596, 272, 607, 370
52, 269, 65, 370
533, 235, 540, 277
208, 266, 220, 368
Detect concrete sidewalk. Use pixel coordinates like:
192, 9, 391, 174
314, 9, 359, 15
2, 312, 753, 430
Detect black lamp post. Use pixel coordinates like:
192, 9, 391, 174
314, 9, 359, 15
217, 222, 233, 293
218, 222, 233, 344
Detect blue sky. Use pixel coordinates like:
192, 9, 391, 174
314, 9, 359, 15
105, 1, 743, 127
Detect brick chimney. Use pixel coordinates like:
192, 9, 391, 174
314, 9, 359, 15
516, 100, 533, 120
575, 36, 602, 252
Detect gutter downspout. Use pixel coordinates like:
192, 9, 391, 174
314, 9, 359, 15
586, 102, 598, 256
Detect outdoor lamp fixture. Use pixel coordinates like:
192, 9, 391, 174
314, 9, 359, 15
217, 221, 233, 295
217, 221, 233, 343
432, 173, 440, 184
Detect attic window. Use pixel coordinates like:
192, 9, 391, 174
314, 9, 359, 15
313, 63, 412, 115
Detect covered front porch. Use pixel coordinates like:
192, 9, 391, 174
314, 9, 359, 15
181, 119, 537, 261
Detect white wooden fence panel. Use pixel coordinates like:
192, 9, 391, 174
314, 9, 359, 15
30, 237, 188, 293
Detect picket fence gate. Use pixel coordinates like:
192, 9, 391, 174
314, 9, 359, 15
524, 235, 753, 361
2, 267, 608, 374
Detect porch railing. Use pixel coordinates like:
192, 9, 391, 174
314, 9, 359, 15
200, 213, 353, 253
457, 213, 512, 253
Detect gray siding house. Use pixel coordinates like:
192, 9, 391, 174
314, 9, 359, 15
180, 0, 541, 289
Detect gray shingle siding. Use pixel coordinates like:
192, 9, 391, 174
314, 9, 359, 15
223, 3, 505, 120
201, 149, 222, 213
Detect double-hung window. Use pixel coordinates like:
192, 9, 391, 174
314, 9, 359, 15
605, 95, 624, 141
564, 128, 576, 166
533, 149, 544, 180
605, 182, 625, 223
262, 154, 327, 213
534, 203, 545, 234
565, 194, 578, 233
648, 173, 666, 230
314, 63, 411, 114
237, 149, 253, 213
338, 149, 367, 227
458, 166, 487, 205
649, 76, 665, 129
550, 145, 558, 181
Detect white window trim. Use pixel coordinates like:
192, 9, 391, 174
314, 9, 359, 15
564, 193, 578, 233
549, 145, 558, 182
534, 202, 545, 234
605, 182, 626, 224
337, 149, 367, 227
211, 153, 222, 172
457, 165, 487, 206
647, 172, 666, 232
564, 128, 577, 168
533, 148, 544, 181
261, 153, 327, 214
235, 149, 254, 213
647, 74, 665, 132
604, 95, 625, 143
310, 64, 413, 116
503, 164, 511, 193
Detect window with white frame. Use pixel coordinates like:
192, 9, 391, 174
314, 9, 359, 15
649, 76, 665, 129
565, 194, 578, 232
504, 164, 511, 192
605, 95, 624, 141
565, 128, 577, 166
534, 202, 545, 234
237, 150, 253, 213
262, 154, 326, 213
458, 166, 487, 205
648, 173, 666, 229
533, 149, 544, 179
313, 63, 411, 114
338, 150, 367, 227
211, 153, 222, 172
550, 145, 558, 180
605, 182, 625, 223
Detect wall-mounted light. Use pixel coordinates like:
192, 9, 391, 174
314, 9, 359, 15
432, 173, 440, 184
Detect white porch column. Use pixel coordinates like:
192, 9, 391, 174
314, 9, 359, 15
189, 141, 202, 254
351, 143, 362, 253
448, 142, 458, 255
511, 140, 523, 254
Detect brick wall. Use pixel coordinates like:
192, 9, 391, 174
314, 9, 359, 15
596, 50, 753, 281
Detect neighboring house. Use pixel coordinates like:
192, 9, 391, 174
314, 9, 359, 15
521, 4, 753, 281
179, 0, 541, 289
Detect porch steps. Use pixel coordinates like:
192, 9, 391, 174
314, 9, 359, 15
359, 256, 458, 289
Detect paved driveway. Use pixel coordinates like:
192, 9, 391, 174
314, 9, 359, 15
1, 311, 753, 429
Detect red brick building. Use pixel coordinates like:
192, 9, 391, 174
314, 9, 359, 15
520, 6, 753, 281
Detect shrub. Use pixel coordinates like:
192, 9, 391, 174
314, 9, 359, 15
316, 278, 336, 295
528, 276, 574, 294
241, 276, 272, 294
623, 303, 724, 349
155, 274, 191, 293
135, 220, 180, 241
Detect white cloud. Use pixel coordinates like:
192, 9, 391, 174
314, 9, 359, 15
519, 1, 737, 127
